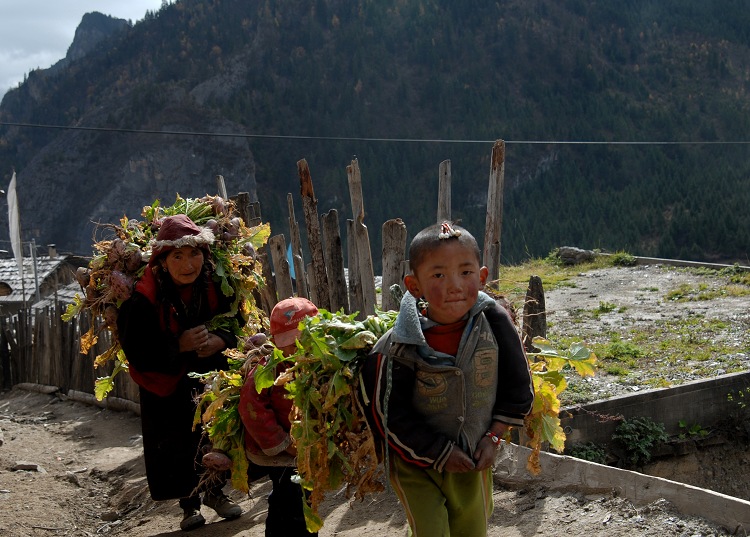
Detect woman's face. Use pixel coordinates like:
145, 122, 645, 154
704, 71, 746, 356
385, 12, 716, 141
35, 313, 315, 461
161, 246, 205, 286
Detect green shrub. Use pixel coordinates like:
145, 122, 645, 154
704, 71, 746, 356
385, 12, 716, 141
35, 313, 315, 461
611, 416, 668, 467
610, 251, 637, 266
568, 442, 608, 464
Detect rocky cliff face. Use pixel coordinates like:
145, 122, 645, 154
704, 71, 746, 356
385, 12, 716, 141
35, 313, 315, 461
1, 11, 259, 257
46, 12, 128, 77
21, 113, 257, 255
67, 13, 129, 63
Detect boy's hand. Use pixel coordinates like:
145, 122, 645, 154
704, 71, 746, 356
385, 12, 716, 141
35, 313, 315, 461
444, 445, 476, 472
473, 437, 499, 470
473, 423, 508, 470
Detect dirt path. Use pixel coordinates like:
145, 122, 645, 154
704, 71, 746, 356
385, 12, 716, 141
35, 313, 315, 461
1, 264, 746, 536
0, 389, 731, 537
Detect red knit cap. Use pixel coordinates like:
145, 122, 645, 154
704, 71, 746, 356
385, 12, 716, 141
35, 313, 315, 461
149, 214, 215, 262
270, 297, 319, 347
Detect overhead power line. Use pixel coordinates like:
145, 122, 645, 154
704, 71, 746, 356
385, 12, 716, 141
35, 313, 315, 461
2, 121, 750, 146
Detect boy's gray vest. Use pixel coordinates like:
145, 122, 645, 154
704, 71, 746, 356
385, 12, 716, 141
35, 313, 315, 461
372, 312, 499, 454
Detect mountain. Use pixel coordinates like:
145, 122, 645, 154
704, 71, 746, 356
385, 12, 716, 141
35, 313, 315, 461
0, 0, 749, 266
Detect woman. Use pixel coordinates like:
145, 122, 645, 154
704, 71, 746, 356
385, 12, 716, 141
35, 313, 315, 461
117, 214, 243, 531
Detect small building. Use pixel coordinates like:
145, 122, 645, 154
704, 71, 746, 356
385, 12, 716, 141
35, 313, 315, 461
0, 247, 89, 316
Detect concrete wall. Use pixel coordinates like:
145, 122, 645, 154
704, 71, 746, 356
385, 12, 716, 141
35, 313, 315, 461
495, 443, 750, 532
560, 371, 750, 447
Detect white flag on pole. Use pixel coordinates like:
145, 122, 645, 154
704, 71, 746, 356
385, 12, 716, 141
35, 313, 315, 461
8, 171, 23, 279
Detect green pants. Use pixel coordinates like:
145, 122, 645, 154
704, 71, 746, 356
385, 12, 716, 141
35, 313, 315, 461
390, 454, 494, 537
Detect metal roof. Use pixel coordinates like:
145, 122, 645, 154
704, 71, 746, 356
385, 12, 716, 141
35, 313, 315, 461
0, 255, 72, 304
32, 281, 83, 310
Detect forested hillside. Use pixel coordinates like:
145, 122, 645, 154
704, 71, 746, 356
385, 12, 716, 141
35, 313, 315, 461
0, 0, 749, 265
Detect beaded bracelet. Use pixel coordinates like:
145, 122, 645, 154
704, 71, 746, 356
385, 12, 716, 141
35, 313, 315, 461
485, 430, 502, 446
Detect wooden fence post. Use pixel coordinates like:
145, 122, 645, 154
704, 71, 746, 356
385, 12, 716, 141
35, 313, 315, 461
522, 275, 547, 352
483, 140, 505, 283
0, 318, 10, 389
18, 310, 30, 384
321, 210, 348, 313
287, 193, 309, 299
232, 192, 274, 313
347, 159, 376, 318
59, 304, 77, 391
437, 160, 451, 223
232, 192, 251, 225
298, 159, 331, 311
269, 235, 294, 301
346, 221, 363, 316
381, 219, 408, 312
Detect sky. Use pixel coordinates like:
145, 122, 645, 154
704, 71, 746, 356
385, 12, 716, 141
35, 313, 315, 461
0, 1, 166, 98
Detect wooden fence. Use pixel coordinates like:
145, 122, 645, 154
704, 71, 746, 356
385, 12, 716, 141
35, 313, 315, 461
0, 140, 545, 411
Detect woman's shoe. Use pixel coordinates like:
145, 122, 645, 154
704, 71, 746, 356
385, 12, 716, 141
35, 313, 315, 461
203, 491, 242, 519
180, 508, 206, 531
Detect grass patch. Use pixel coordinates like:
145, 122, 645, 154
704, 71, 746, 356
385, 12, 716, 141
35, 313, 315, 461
492, 250, 639, 298
503, 256, 749, 404
604, 364, 630, 376
664, 279, 750, 302
597, 337, 645, 365
589, 301, 627, 318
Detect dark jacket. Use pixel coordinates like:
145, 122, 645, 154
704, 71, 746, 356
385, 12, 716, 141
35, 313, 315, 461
117, 265, 238, 500
360, 291, 534, 472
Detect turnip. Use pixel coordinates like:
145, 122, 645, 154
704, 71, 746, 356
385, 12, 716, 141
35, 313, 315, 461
202, 450, 233, 472
123, 247, 143, 273
75, 267, 91, 288
249, 332, 267, 347
205, 218, 219, 233
108, 271, 134, 302
210, 196, 228, 216
103, 305, 118, 327
241, 243, 256, 260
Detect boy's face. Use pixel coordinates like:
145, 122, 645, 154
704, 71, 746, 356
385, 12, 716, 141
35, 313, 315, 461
404, 241, 488, 325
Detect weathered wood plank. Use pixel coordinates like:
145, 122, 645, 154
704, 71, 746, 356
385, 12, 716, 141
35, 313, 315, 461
381, 219, 408, 312
269, 234, 294, 301
347, 160, 376, 318
483, 140, 505, 282
298, 159, 331, 310
346, 220, 363, 316
287, 193, 308, 298
437, 160, 451, 223
321, 210, 348, 313
522, 275, 547, 352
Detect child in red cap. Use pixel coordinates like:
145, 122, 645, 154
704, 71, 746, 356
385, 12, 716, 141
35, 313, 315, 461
238, 297, 319, 536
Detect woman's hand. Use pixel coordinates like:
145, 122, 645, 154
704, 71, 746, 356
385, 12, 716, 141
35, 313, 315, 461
179, 325, 209, 354
196, 333, 226, 358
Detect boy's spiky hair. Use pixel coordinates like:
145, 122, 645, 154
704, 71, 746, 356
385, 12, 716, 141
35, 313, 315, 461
408, 221, 481, 272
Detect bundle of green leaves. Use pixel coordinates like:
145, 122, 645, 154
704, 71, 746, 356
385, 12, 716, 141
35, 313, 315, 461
62, 194, 270, 399
254, 309, 397, 532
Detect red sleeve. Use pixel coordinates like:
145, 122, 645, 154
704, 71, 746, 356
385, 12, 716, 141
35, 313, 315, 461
238, 367, 292, 455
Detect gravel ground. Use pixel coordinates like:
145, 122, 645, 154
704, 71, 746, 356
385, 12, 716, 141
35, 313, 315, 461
542, 263, 750, 404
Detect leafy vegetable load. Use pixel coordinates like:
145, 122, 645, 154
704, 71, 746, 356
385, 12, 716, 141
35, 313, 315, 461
63, 194, 271, 399
254, 309, 398, 531
193, 308, 397, 532
192, 331, 275, 494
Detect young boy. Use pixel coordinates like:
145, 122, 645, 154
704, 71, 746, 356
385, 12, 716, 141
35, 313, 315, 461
361, 222, 534, 537
238, 297, 319, 537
